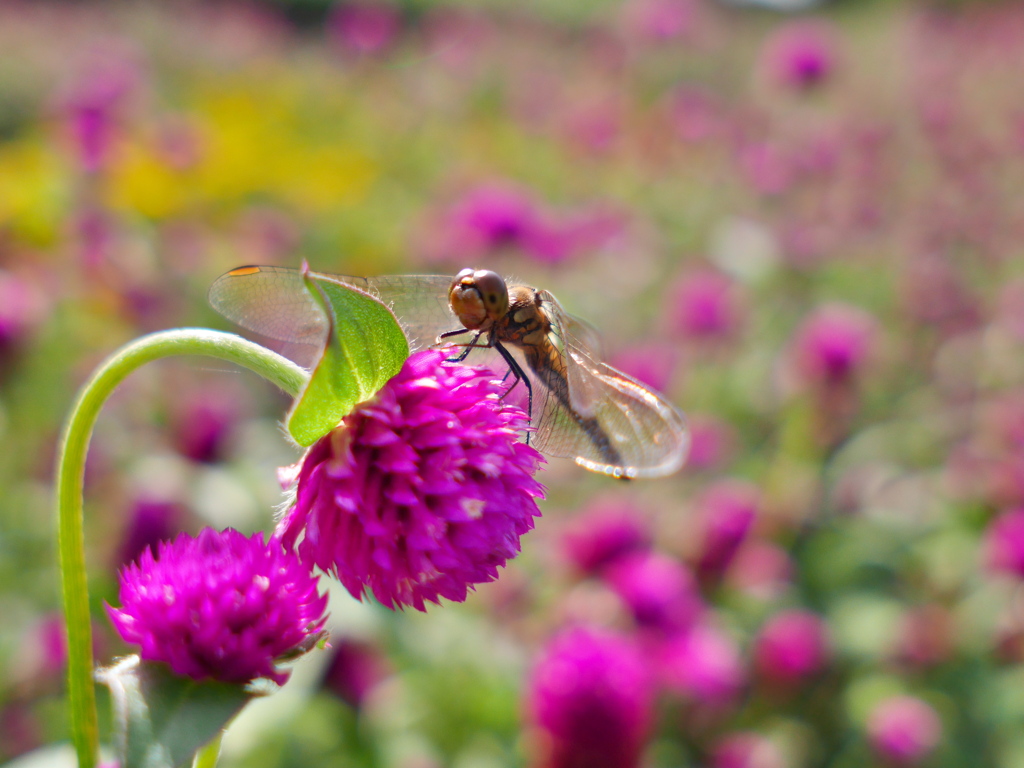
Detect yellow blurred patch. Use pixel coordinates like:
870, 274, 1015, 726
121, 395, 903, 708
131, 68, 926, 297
106, 140, 190, 218
0, 137, 71, 246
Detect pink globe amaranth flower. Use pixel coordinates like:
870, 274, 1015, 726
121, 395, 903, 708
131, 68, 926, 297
738, 141, 794, 197
107, 528, 328, 685
659, 622, 745, 706
61, 47, 141, 173
667, 269, 741, 340
114, 496, 182, 570
528, 627, 653, 768
693, 481, 759, 580
712, 732, 786, 768
439, 183, 543, 260
606, 552, 703, 634
170, 382, 246, 463
686, 416, 736, 471
0, 269, 45, 346
669, 87, 726, 144
562, 499, 652, 575
322, 638, 389, 710
608, 341, 678, 394
754, 610, 830, 686
278, 349, 545, 611
621, 0, 696, 42
791, 304, 876, 386
760, 21, 839, 91
328, 2, 401, 55
866, 696, 942, 765
984, 508, 1024, 577
726, 543, 793, 601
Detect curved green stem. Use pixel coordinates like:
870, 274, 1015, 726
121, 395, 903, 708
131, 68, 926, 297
56, 329, 306, 768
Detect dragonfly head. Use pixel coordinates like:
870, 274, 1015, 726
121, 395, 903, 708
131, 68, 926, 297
449, 268, 510, 330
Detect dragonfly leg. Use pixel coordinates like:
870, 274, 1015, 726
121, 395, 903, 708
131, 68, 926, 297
494, 342, 534, 442
438, 330, 485, 363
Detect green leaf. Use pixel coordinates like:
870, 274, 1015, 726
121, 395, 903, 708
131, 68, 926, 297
286, 266, 410, 446
97, 656, 254, 768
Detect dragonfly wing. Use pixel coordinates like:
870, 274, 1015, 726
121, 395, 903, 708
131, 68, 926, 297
209, 266, 462, 364
208, 265, 327, 366
530, 292, 689, 478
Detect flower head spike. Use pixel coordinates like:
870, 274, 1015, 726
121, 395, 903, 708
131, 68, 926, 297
107, 528, 328, 685
278, 348, 545, 611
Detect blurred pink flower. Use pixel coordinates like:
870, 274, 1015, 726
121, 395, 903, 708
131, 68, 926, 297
426, 183, 621, 265
693, 481, 759, 580
606, 552, 703, 634
866, 696, 942, 766
660, 622, 745, 706
622, 0, 696, 42
562, 499, 652, 575
791, 304, 876, 386
0, 703, 42, 760
608, 341, 679, 394
0, 270, 45, 346
26, 614, 68, 678
328, 2, 401, 55
984, 508, 1024, 578
894, 605, 953, 669
727, 543, 793, 601
61, 48, 141, 173
753, 610, 831, 686
669, 87, 727, 144
667, 268, 742, 340
528, 626, 653, 768
738, 141, 795, 196
322, 638, 389, 710
712, 732, 786, 768
760, 21, 839, 91
685, 417, 736, 471
115, 496, 182, 570
170, 382, 247, 464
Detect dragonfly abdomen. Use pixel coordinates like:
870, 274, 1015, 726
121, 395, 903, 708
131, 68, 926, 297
523, 347, 623, 469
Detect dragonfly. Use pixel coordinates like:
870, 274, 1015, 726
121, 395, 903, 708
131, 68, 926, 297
209, 265, 689, 479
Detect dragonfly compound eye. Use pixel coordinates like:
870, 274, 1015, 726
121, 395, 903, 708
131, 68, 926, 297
471, 270, 509, 318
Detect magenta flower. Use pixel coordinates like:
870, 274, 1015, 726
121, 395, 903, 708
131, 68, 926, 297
866, 696, 942, 765
660, 622, 745, 706
527, 627, 653, 768
685, 416, 736, 471
61, 49, 140, 173
753, 610, 831, 686
107, 528, 328, 685
606, 552, 703, 634
760, 21, 839, 91
667, 269, 741, 341
693, 481, 759, 580
0, 270, 45, 347
278, 349, 544, 611
170, 383, 245, 463
984, 508, 1024, 577
328, 2, 401, 55
562, 499, 652, 575
712, 732, 786, 768
622, 0, 696, 42
726, 543, 793, 601
435, 182, 543, 261
114, 496, 182, 569
791, 304, 876, 386
322, 638, 389, 710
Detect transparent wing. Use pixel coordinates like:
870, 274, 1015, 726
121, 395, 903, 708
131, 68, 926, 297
208, 265, 460, 365
529, 291, 690, 479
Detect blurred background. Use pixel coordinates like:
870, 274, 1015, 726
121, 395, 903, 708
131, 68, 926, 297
3, 0, 1024, 766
